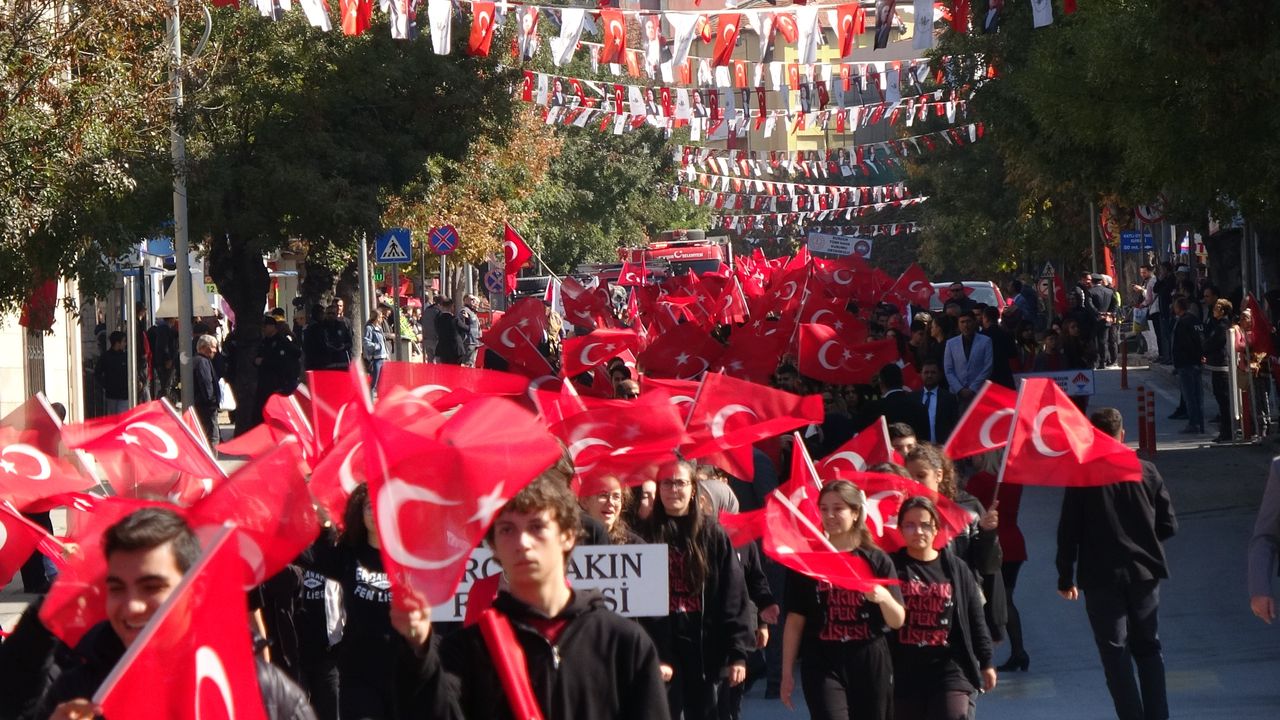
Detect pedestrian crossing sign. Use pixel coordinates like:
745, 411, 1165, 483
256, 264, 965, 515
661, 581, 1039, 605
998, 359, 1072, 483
375, 228, 412, 264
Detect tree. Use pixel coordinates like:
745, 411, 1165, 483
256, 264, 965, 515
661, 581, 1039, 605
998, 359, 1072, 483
0, 0, 174, 313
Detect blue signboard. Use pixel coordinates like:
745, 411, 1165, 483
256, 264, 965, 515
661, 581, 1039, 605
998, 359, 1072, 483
1120, 230, 1154, 252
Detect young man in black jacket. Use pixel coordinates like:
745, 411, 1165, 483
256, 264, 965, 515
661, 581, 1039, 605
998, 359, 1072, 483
32, 508, 315, 720
392, 471, 669, 720
1057, 408, 1178, 720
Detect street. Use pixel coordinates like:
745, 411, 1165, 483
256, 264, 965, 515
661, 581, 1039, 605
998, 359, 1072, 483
742, 360, 1280, 719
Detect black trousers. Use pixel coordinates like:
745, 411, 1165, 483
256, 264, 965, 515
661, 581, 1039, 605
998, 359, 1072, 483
1083, 580, 1168, 720
18, 511, 54, 593
801, 638, 894, 720
666, 655, 719, 720
1211, 370, 1232, 439
300, 648, 340, 720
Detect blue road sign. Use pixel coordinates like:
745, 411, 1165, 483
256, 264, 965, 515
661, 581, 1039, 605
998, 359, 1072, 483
428, 225, 460, 255
1120, 230, 1154, 252
483, 268, 505, 294
375, 228, 412, 264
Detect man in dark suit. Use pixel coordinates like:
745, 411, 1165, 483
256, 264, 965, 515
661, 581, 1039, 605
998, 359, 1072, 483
980, 305, 1017, 388
865, 363, 929, 442
914, 360, 960, 445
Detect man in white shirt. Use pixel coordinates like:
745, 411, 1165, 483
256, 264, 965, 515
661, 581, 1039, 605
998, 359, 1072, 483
943, 313, 993, 405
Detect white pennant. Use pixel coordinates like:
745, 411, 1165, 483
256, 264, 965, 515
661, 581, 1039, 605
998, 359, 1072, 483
551, 9, 586, 67
1031, 0, 1055, 29
912, 0, 934, 50
667, 13, 700, 68
299, 0, 332, 31
426, 0, 451, 54
795, 7, 820, 65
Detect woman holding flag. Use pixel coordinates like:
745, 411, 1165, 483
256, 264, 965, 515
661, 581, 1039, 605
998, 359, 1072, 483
779, 479, 905, 720
640, 461, 753, 720
891, 497, 997, 720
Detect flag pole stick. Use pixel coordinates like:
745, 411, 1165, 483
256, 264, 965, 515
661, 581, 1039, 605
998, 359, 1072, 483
994, 378, 1027, 487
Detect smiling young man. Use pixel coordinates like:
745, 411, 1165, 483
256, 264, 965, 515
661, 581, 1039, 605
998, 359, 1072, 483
34, 508, 314, 720
393, 470, 669, 720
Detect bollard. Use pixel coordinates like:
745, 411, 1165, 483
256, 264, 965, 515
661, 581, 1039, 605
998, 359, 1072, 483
1120, 335, 1129, 390
1145, 388, 1157, 458
1136, 385, 1149, 458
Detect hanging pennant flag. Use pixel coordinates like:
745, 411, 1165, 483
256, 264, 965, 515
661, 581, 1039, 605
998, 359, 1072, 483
984, 0, 1003, 33
600, 9, 627, 64
426, 0, 451, 53
912, 0, 934, 49
1030, 0, 1054, 28
503, 224, 534, 294
795, 6, 820, 64
874, 0, 897, 49
298, 0, 332, 30
516, 7, 540, 61
836, 4, 862, 57
667, 13, 700, 68
340, 0, 372, 36
951, 0, 970, 32
712, 13, 742, 67
468, 1, 497, 56
388, 0, 416, 40
552, 8, 586, 66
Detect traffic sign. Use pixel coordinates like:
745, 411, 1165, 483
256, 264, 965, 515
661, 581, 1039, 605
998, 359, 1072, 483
1135, 194, 1167, 224
483, 268, 505, 294
428, 225, 460, 255
375, 228, 412, 264
1121, 230, 1154, 252
1039, 261, 1056, 278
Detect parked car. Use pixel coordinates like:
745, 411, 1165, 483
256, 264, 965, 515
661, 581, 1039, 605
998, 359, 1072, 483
927, 281, 1006, 311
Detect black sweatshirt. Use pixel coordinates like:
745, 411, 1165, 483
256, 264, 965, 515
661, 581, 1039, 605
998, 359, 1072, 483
1056, 459, 1177, 591
400, 589, 671, 720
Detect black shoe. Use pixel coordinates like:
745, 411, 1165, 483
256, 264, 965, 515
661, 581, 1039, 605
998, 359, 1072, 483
997, 652, 1030, 672
1213, 435, 1232, 443
1168, 411, 1187, 420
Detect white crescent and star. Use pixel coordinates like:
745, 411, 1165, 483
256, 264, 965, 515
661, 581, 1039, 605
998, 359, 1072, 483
824, 451, 868, 472
338, 441, 364, 494
0, 443, 51, 480
194, 646, 237, 720
832, 269, 855, 286
676, 357, 710, 380
503, 240, 518, 265
577, 342, 614, 369
776, 281, 798, 301
1031, 406, 1069, 457
123, 422, 180, 460
809, 308, 835, 325
816, 340, 845, 371
376, 478, 470, 571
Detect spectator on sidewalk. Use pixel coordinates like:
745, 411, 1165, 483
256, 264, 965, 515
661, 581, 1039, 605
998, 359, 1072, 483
1172, 297, 1206, 435
433, 297, 463, 365
193, 334, 222, 447
459, 295, 484, 367
97, 331, 131, 415
1248, 457, 1280, 624
363, 307, 389, 394
1204, 298, 1235, 443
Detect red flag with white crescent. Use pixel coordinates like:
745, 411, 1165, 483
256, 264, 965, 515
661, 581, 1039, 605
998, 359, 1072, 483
836, 4, 863, 56
468, 1, 497, 56
0, 427, 90, 510
63, 401, 224, 485
635, 323, 724, 380
883, 262, 935, 309
561, 329, 640, 378
797, 324, 900, 385
818, 417, 898, 474
712, 13, 742, 67
823, 469, 977, 551
503, 224, 534, 294
0, 499, 65, 583
942, 381, 1018, 460
600, 9, 627, 64
95, 528, 269, 720
1000, 379, 1142, 487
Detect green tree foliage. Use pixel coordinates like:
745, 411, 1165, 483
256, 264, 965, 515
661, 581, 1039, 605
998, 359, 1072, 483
910, 0, 1280, 278
0, 0, 174, 313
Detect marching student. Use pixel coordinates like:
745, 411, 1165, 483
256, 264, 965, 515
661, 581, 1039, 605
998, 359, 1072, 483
33, 508, 313, 720
780, 480, 905, 720
890, 497, 997, 720
391, 469, 669, 719
641, 461, 754, 720
578, 474, 643, 545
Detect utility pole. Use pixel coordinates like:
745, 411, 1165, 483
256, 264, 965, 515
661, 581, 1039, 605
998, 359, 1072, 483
170, 0, 194, 409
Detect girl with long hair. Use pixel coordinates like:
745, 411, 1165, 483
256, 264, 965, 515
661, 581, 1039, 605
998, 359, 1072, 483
890, 497, 996, 720
579, 474, 642, 544
780, 480, 906, 720
641, 461, 754, 719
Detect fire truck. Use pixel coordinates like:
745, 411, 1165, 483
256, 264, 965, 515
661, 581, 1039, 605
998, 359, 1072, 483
617, 230, 733, 278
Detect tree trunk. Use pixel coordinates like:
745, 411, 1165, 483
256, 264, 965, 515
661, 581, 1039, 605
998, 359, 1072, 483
207, 231, 271, 436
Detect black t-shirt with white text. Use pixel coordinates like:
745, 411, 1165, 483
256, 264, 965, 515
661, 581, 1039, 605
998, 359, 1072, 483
891, 552, 971, 694
785, 546, 901, 650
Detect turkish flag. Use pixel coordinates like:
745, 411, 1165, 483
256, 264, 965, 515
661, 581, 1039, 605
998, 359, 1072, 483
0, 499, 65, 583
484, 297, 550, 348
485, 327, 557, 380
379, 361, 531, 410
561, 329, 640, 378
0, 393, 66, 455
364, 397, 562, 606
836, 4, 863, 56
186, 442, 320, 588
883, 262, 935, 309
636, 322, 725, 380
41, 496, 167, 646
639, 377, 701, 423
713, 13, 742, 67
214, 423, 274, 459
64, 401, 224, 485
262, 393, 316, 464
600, 9, 627, 64
773, 11, 799, 43
713, 328, 785, 385
306, 369, 365, 455
762, 265, 810, 317
797, 324, 900, 385
825, 469, 977, 551
1001, 379, 1143, 487
95, 528, 269, 720
468, 1, 497, 56
685, 374, 824, 460
340, 0, 372, 36
719, 506, 766, 548
0, 426, 92, 510
951, 0, 970, 33
617, 261, 648, 287
818, 417, 898, 474
549, 392, 690, 490
560, 277, 615, 329
1245, 294, 1275, 356
503, 224, 534, 294
942, 381, 1018, 460
308, 432, 364, 531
